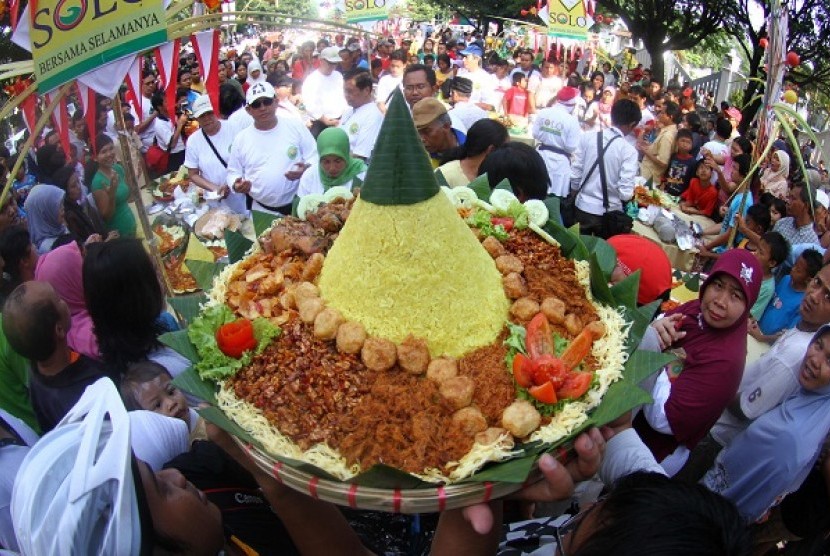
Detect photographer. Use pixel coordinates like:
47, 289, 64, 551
150, 90, 188, 174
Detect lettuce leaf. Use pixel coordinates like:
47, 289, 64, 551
466, 209, 510, 241
503, 200, 530, 230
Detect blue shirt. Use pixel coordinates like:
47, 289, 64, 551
714, 191, 752, 253
759, 275, 805, 335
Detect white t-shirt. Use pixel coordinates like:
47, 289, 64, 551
338, 102, 384, 159
510, 67, 542, 92
534, 75, 564, 109
183, 123, 246, 214
376, 74, 403, 106
302, 70, 347, 120
138, 95, 155, 150
227, 106, 254, 136
153, 117, 185, 154
226, 118, 317, 208
297, 164, 366, 197
457, 67, 497, 108
448, 101, 489, 133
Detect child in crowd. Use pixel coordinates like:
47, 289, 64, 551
502, 73, 532, 125
735, 203, 771, 251
760, 192, 787, 226
120, 360, 206, 443
679, 159, 718, 217
753, 248, 823, 341
663, 128, 696, 196
699, 154, 754, 257
749, 231, 789, 320
10, 156, 36, 210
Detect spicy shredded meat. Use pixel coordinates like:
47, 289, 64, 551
457, 338, 515, 425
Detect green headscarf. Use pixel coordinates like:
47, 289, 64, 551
316, 127, 367, 189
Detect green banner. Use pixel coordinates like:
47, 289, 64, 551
546, 0, 590, 40
30, 0, 168, 92
344, 0, 394, 23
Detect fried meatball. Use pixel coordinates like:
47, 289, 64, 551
502, 400, 541, 438
495, 254, 524, 275
510, 297, 540, 321
586, 320, 606, 340
301, 252, 325, 282
482, 236, 507, 259
541, 297, 566, 324
564, 313, 583, 336
297, 296, 324, 324
397, 335, 430, 375
503, 272, 528, 299
426, 357, 458, 383
452, 407, 488, 436
294, 281, 319, 301
313, 307, 344, 340
336, 321, 367, 354
439, 376, 475, 410
361, 337, 397, 371
475, 427, 515, 449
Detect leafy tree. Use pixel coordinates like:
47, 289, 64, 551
722, 0, 830, 134
595, 0, 736, 83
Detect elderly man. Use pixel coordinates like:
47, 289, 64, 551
227, 82, 317, 215
302, 46, 348, 137
448, 77, 488, 131
455, 44, 496, 111
533, 86, 582, 198
184, 95, 246, 214
339, 71, 383, 161
412, 97, 466, 168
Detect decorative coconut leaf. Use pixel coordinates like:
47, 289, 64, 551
581, 236, 616, 279
610, 269, 640, 309
168, 293, 207, 327
171, 366, 217, 405
225, 229, 254, 264
159, 329, 200, 363
468, 173, 491, 202
252, 210, 279, 237
589, 253, 615, 306
186, 259, 224, 292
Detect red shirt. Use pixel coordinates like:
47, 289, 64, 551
680, 177, 717, 216
503, 86, 530, 117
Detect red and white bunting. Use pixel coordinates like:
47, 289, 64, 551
76, 81, 99, 154
191, 30, 220, 114
154, 39, 181, 120
44, 90, 71, 159
124, 56, 144, 120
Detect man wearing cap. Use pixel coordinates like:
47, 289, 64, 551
339, 71, 383, 161
184, 95, 247, 214
337, 44, 360, 78
533, 86, 582, 198
227, 82, 317, 215
413, 97, 466, 169
448, 76, 488, 131
373, 39, 394, 72
456, 44, 496, 111
302, 46, 348, 138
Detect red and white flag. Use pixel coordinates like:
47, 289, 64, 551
44, 90, 71, 159
155, 39, 181, 119
124, 56, 144, 120
191, 30, 220, 114
76, 81, 99, 154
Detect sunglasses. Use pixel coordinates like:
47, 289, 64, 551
249, 97, 274, 109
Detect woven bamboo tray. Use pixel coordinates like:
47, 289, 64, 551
239, 439, 576, 514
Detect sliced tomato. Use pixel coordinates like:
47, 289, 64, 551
532, 354, 567, 387
216, 318, 258, 359
491, 217, 515, 231
529, 381, 558, 404
512, 353, 535, 388
556, 372, 593, 400
560, 329, 595, 371
526, 313, 554, 359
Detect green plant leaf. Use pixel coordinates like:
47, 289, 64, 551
159, 329, 200, 362
581, 236, 616, 279
349, 465, 428, 489
588, 380, 653, 428
463, 450, 537, 483
252, 210, 279, 237
610, 269, 640, 309
434, 168, 451, 188
685, 273, 701, 292
543, 196, 561, 226
225, 229, 254, 264
494, 178, 513, 192
185, 259, 224, 292
623, 350, 676, 386
589, 253, 614, 306
171, 366, 217, 405
167, 293, 207, 328
468, 173, 491, 202
624, 300, 661, 354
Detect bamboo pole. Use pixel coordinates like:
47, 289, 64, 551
0, 81, 38, 126
112, 94, 173, 298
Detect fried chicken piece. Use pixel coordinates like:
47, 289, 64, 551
452, 407, 488, 436
297, 296, 324, 324
510, 297, 540, 321
301, 252, 325, 282
294, 282, 319, 301
475, 427, 515, 449
502, 400, 541, 438
313, 307, 344, 340
426, 357, 458, 383
482, 236, 507, 259
541, 297, 566, 325
495, 254, 524, 275
336, 321, 367, 354
361, 337, 397, 371
258, 269, 284, 295
564, 313, 583, 336
439, 376, 475, 410
503, 272, 528, 299
396, 335, 430, 375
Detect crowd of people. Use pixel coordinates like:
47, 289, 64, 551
1, 24, 830, 555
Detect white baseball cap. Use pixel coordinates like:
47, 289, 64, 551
191, 94, 214, 117
320, 46, 342, 63
815, 189, 829, 210
246, 81, 275, 104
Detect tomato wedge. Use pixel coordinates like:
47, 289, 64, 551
526, 313, 554, 359
529, 381, 558, 404
560, 329, 596, 371
532, 354, 567, 387
556, 372, 593, 400
216, 319, 258, 359
512, 353, 535, 388
491, 217, 514, 231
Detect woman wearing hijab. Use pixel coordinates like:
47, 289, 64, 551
633, 249, 762, 476
245, 59, 266, 94
759, 149, 790, 200
22, 183, 73, 254
598, 86, 615, 129
34, 241, 99, 360
51, 165, 108, 243
703, 325, 830, 523
296, 127, 367, 196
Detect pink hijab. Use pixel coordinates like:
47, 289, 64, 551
34, 242, 100, 359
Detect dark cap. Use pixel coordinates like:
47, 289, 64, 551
450, 76, 473, 95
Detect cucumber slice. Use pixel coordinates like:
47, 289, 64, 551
524, 199, 550, 227
489, 189, 519, 213
451, 186, 479, 210
323, 186, 354, 203
296, 194, 326, 220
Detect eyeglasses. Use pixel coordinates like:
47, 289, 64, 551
249, 97, 274, 109
553, 498, 604, 556
404, 83, 431, 93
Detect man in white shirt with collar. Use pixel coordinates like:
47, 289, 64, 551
448, 76, 488, 132
302, 46, 348, 137
533, 60, 564, 110
510, 48, 542, 93
533, 86, 582, 198
227, 82, 317, 215
375, 49, 407, 112
339, 71, 383, 161
456, 44, 496, 111
570, 98, 641, 236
